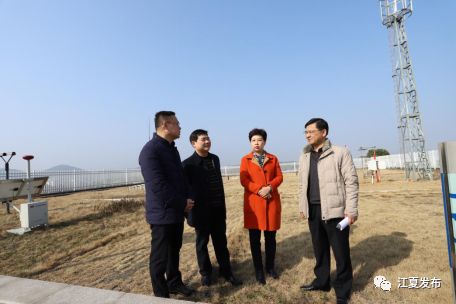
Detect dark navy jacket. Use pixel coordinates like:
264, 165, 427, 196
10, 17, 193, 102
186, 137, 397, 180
139, 133, 188, 224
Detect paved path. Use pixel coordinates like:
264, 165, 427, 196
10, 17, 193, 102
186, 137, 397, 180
0, 275, 200, 304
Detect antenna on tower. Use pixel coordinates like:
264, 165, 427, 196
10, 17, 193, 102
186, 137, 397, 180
379, 0, 433, 180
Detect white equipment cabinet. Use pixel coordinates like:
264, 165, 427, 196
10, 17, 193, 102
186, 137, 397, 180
20, 201, 48, 228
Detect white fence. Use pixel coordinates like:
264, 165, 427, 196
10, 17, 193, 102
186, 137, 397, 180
0, 169, 144, 195
223, 150, 440, 175
220, 161, 299, 177
352, 149, 440, 170
0, 150, 439, 195
0, 163, 300, 195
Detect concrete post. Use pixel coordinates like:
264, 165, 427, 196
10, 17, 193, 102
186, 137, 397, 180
439, 141, 456, 304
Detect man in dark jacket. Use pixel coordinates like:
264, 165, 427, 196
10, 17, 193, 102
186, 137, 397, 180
139, 111, 195, 298
182, 129, 242, 287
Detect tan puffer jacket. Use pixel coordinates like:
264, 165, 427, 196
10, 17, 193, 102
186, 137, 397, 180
298, 140, 359, 220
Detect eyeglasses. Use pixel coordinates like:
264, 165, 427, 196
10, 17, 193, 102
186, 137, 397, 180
304, 129, 321, 135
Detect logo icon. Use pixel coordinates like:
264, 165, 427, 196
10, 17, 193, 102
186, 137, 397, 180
374, 275, 392, 291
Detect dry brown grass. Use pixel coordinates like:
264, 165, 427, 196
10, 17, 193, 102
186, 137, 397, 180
0, 170, 451, 303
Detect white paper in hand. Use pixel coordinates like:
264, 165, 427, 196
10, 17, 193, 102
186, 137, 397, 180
336, 217, 350, 231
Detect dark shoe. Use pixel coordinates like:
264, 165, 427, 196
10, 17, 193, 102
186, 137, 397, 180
300, 283, 331, 292
337, 297, 348, 304
266, 268, 279, 279
169, 284, 194, 296
224, 274, 243, 286
255, 270, 266, 285
152, 293, 170, 298
201, 275, 212, 286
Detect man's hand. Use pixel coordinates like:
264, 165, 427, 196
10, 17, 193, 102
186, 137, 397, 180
258, 186, 272, 198
344, 213, 357, 224
300, 212, 306, 220
184, 199, 195, 213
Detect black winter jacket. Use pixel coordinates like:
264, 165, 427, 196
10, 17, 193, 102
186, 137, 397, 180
139, 133, 188, 224
182, 152, 226, 228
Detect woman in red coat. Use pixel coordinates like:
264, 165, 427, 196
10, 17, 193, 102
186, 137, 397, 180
240, 128, 283, 285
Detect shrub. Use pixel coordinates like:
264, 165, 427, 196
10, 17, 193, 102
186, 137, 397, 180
367, 148, 390, 157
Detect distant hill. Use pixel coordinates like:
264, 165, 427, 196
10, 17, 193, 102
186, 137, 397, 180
45, 165, 83, 171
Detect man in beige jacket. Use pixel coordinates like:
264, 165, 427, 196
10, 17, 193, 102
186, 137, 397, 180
298, 118, 358, 304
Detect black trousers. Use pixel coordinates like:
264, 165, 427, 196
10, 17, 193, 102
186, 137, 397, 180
308, 204, 353, 300
149, 223, 184, 298
248, 229, 277, 272
195, 210, 232, 277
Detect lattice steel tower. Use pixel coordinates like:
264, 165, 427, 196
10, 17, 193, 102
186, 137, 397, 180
379, 0, 433, 180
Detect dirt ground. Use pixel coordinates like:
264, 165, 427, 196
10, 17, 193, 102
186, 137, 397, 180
0, 170, 451, 303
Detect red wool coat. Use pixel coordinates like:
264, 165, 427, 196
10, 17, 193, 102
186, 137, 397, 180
240, 152, 283, 231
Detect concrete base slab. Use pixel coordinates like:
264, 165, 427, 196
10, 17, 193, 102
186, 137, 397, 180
0, 275, 200, 304
6, 227, 31, 235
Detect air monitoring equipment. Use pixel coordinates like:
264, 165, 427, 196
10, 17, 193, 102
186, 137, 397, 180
0, 155, 49, 235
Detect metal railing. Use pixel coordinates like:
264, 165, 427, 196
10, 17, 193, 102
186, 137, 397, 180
0, 150, 440, 195
0, 169, 144, 195
220, 161, 299, 177
220, 150, 439, 175
0, 163, 300, 195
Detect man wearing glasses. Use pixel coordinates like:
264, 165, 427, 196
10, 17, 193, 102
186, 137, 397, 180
298, 118, 359, 304
139, 111, 195, 298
